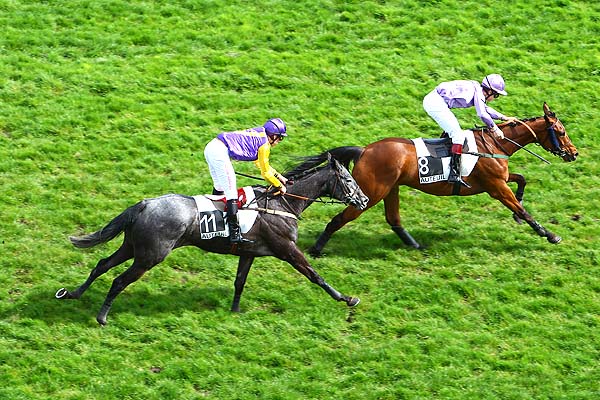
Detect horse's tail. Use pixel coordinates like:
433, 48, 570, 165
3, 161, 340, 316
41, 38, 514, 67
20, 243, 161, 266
326, 146, 365, 170
69, 201, 147, 248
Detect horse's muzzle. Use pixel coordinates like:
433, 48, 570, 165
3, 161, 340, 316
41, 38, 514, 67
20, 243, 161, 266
349, 194, 369, 210
563, 151, 578, 162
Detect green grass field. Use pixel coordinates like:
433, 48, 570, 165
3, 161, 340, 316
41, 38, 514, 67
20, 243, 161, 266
1, 1, 599, 399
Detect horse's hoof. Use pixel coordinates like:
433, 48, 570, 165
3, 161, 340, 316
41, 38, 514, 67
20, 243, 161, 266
55, 288, 69, 299
96, 316, 107, 326
548, 235, 562, 244
308, 247, 323, 258
407, 242, 426, 251
347, 297, 360, 307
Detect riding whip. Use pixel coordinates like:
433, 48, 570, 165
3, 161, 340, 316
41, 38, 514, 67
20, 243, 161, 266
503, 137, 551, 164
235, 171, 264, 180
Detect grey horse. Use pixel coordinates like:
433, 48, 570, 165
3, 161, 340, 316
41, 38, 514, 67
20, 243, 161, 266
56, 155, 369, 325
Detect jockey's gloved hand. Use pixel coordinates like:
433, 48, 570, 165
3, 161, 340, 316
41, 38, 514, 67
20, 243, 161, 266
278, 185, 287, 195
493, 126, 505, 139
275, 173, 288, 185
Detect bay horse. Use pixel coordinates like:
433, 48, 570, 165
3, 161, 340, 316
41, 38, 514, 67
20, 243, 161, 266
309, 103, 578, 256
56, 155, 369, 325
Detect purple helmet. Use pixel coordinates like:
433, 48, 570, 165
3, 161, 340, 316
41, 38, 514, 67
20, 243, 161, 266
482, 74, 507, 96
263, 118, 287, 137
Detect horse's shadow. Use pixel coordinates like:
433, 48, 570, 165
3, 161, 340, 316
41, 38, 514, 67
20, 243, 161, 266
3, 283, 231, 326
300, 220, 531, 258
298, 228, 445, 259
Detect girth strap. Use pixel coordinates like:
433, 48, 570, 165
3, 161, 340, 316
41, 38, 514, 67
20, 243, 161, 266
244, 207, 298, 220
463, 151, 509, 159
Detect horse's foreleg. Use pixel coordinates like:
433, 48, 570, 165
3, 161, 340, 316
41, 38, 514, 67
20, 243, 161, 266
96, 259, 154, 326
490, 185, 561, 244
391, 226, 421, 249
231, 256, 255, 312
285, 245, 359, 307
508, 173, 527, 225
309, 206, 365, 257
384, 188, 421, 249
527, 219, 562, 244
56, 243, 133, 300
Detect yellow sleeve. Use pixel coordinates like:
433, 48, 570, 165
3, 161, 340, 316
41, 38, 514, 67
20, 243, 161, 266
255, 143, 283, 187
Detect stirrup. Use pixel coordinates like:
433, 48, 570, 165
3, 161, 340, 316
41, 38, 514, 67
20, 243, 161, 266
448, 175, 471, 188
229, 230, 253, 244
457, 178, 472, 188
230, 236, 253, 244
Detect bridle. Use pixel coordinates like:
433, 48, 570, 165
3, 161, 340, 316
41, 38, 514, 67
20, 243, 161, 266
516, 117, 569, 158
281, 163, 358, 205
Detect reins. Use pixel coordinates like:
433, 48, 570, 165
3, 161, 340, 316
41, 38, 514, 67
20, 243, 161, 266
514, 118, 539, 140
237, 167, 349, 207
473, 119, 551, 164
283, 192, 347, 205
505, 119, 551, 164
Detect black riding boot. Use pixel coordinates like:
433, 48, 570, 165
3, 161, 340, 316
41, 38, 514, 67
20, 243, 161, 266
448, 145, 471, 188
448, 153, 461, 183
226, 199, 251, 243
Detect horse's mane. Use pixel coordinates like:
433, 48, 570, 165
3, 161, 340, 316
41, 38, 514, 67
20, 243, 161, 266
284, 153, 329, 180
472, 115, 542, 132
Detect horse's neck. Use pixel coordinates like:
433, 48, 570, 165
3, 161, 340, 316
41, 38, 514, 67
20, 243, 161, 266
284, 172, 329, 214
504, 118, 544, 147
475, 117, 543, 155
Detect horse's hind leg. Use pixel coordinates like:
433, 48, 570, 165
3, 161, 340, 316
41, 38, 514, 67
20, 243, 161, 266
508, 173, 527, 224
56, 242, 134, 300
285, 244, 359, 307
95, 257, 158, 326
231, 256, 255, 312
384, 187, 421, 249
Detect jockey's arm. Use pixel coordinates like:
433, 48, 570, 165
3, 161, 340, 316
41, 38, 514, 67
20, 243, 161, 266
255, 143, 284, 188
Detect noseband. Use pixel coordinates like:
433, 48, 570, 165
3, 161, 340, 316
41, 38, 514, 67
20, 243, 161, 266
329, 167, 361, 205
545, 119, 568, 158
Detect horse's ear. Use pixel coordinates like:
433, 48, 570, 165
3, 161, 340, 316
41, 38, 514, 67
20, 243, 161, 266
327, 152, 342, 170
543, 102, 556, 119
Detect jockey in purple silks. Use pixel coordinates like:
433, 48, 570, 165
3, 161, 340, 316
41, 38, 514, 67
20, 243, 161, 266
204, 118, 288, 243
423, 74, 517, 187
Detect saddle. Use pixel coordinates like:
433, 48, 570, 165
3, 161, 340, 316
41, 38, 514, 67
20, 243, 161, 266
192, 187, 259, 239
421, 137, 452, 158
411, 132, 479, 185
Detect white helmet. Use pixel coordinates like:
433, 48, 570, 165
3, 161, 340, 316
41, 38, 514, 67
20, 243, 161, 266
482, 74, 507, 96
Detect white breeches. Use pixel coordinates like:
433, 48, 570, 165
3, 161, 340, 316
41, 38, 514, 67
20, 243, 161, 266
423, 90, 465, 145
204, 138, 238, 200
